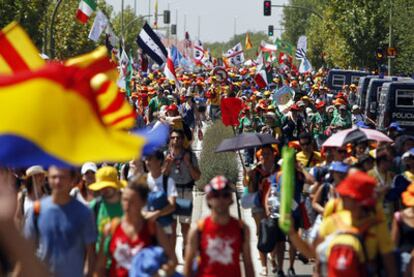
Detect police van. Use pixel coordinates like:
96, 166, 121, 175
378, 80, 414, 133
326, 69, 368, 93
357, 75, 377, 113
364, 77, 404, 122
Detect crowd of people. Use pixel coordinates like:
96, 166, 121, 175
1, 55, 414, 277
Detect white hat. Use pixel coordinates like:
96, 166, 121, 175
352, 105, 359, 111
81, 162, 97, 175
26, 165, 46, 177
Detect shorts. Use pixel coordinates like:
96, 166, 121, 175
163, 224, 173, 235
175, 187, 193, 224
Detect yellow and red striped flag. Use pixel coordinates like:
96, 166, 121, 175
0, 21, 45, 74
66, 46, 136, 130
0, 63, 143, 167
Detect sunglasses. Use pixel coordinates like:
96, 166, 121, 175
210, 191, 232, 199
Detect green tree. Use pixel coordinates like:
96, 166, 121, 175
112, 5, 144, 55
392, 0, 414, 74
0, 0, 51, 51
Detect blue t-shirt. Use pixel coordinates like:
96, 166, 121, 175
24, 196, 97, 277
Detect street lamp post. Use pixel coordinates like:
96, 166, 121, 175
388, 0, 392, 76
49, 0, 64, 59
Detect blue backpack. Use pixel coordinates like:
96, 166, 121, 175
147, 175, 174, 227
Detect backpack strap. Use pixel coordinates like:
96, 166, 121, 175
162, 175, 169, 194
33, 200, 41, 246
109, 217, 121, 236
93, 197, 103, 220
197, 218, 207, 251
20, 189, 27, 216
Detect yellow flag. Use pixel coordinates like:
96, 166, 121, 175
245, 32, 253, 50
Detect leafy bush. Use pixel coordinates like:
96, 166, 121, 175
197, 121, 239, 190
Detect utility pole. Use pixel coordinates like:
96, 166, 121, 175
175, 9, 178, 46
388, 0, 392, 76
184, 14, 187, 35
234, 17, 237, 38
134, 0, 137, 15
197, 15, 200, 40
49, 0, 64, 59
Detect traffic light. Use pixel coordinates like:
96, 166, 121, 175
171, 24, 177, 35
268, 25, 274, 36
376, 47, 385, 61
163, 10, 171, 24
264, 1, 271, 16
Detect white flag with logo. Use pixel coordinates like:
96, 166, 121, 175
295, 35, 307, 59
88, 11, 108, 42
193, 40, 205, 61
225, 43, 244, 66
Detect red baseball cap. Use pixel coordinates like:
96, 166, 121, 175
166, 104, 178, 112
336, 171, 377, 206
315, 101, 326, 110
205, 176, 232, 196
290, 104, 300, 111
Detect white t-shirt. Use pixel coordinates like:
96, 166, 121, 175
147, 174, 178, 198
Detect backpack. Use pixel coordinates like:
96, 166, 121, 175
316, 214, 378, 277
147, 176, 174, 227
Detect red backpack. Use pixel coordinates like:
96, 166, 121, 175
316, 214, 378, 277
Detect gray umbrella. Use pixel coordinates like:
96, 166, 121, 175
215, 133, 279, 153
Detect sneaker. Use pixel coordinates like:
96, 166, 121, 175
297, 253, 309, 264
277, 270, 285, 277
287, 267, 296, 276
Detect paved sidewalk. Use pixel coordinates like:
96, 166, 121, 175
175, 190, 313, 276
175, 123, 313, 276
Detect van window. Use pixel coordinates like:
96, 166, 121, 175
396, 89, 414, 108
351, 75, 361, 84
376, 86, 382, 102
332, 75, 346, 87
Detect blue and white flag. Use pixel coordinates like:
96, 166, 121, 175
170, 45, 182, 68
136, 22, 168, 65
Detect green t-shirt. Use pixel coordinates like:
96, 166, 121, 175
148, 96, 160, 112
90, 199, 123, 267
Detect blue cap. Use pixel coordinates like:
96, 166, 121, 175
329, 161, 349, 173
130, 246, 184, 277
356, 121, 370, 129
389, 122, 405, 132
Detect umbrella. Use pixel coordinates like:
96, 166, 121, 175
215, 133, 278, 153
322, 127, 393, 148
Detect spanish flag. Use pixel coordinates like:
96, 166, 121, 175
66, 47, 136, 129
245, 32, 252, 50
0, 63, 143, 167
0, 21, 45, 74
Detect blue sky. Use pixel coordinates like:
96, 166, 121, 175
106, 0, 288, 42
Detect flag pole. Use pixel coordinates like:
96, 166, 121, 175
231, 126, 244, 220
121, 0, 124, 36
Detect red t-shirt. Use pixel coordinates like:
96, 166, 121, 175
197, 216, 243, 277
108, 221, 155, 277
